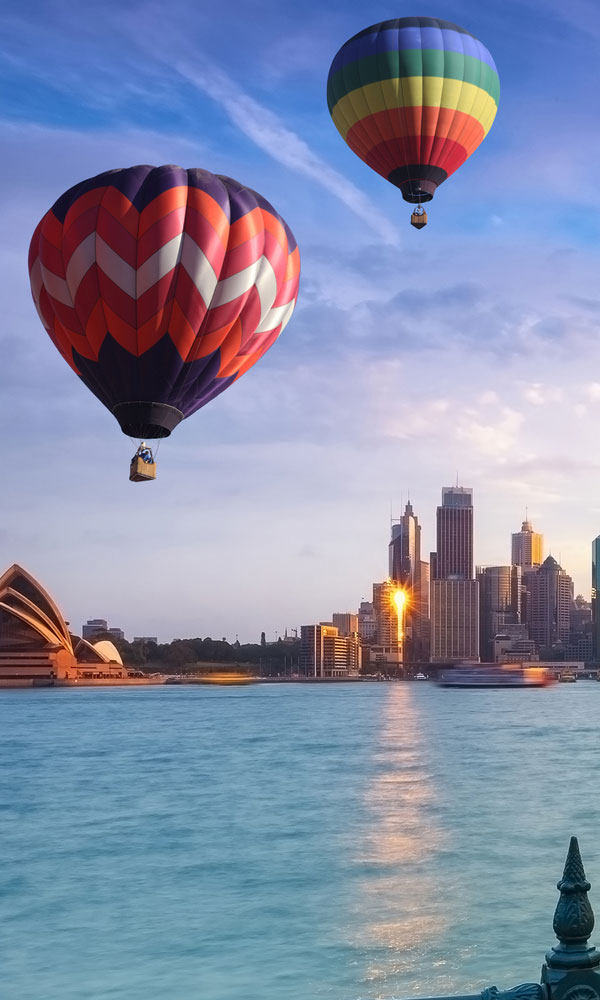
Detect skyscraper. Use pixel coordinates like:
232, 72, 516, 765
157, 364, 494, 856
524, 556, 572, 651
388, 500, 429, 660
389, 500, 421, 583
434, 486, 473, 580
512, 519, 543, 571
430, 486, 478, 662
476, 565, 522, 661
373, 580, 397, 646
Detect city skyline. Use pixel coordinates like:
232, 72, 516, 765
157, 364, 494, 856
3, 1, 600, 641
74, 490, 590, 645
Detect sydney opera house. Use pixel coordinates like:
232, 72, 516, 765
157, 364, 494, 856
0, 564, 128, 686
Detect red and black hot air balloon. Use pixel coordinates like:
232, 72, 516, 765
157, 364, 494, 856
327, 17, 500, 228
28, 165, 300, 479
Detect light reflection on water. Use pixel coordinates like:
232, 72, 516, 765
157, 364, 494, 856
354, 686, 448, 994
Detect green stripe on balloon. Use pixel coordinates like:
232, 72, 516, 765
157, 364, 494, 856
327, 49, 500, 113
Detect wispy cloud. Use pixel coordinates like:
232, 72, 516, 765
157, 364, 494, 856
173, 58, 399, 246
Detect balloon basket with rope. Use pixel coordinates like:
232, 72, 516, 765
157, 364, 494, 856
130, 443, 157, 483
410, 206, 428, 230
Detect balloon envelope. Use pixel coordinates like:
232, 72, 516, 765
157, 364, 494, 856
327, 17, 499, 203
29, 165, 300, 437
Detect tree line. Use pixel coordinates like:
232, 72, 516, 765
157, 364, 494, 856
93, 633, 301, 675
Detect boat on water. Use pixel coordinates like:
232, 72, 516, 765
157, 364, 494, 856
558, 671, 577, 682
438, 664, 553, 688
189, 673, 257, 686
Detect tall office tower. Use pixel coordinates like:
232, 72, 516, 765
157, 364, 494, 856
389, 501, 421, 583
430, 579, 479, 661
523, 556, 573, 651
593, 537, 600, 661
476, 565, 522, 661
373, 581, 397, 646
430, 485, 478, 662
434, 486, 473, 580
389, 501, 429, 659
358, 601, 377, 644
332, 613, 359, 637
511, 518, 543, 571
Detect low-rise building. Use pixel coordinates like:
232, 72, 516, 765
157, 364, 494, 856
300, 623, 361, 677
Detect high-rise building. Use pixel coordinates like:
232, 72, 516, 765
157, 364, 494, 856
512, 519, 543, 571
389, 501, 421, 583
332, 613, 359, 637
593, 536, 600, 662
523, 556, 573, 651
373, 581, 397, 646
389, 501, 429, 660
434, 486, 473, 580
476, 565, 522, 661
300, 624, 361, 677
430, 579, 479, 661
430, 486, 478, 662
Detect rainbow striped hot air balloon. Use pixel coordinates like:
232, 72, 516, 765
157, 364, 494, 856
327, 17, 499, 228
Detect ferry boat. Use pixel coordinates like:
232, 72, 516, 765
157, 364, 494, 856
558, 670, 577, 683
438, 664, 552, 688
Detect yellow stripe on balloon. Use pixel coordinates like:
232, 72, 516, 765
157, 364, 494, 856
331, 77, 498, 140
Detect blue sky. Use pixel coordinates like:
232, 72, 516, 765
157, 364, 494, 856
2, 0, 600, 641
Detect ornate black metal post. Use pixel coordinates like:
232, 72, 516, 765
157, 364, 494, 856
542, 837, 600, 1000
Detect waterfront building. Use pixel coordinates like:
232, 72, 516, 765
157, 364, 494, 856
0, 565, 128, 685
430, 579, 479, 662
593, 536, 600, 661
358, 600, 377, 645
523, 556, 573, 651
512, 518, 543, 571
300, 623, 361, 677
332, 613, 359, 637
477, 565, 522, 661
492, 624, 537, 663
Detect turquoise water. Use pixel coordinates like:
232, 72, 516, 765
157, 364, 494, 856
2, 682, 600, 1000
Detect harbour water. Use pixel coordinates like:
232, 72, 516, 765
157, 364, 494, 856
2, 682, 600, 1000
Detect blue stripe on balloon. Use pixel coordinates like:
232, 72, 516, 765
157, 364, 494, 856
328, 26, 497, 77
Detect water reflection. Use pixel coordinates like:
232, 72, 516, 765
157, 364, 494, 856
353, 685, 448, 995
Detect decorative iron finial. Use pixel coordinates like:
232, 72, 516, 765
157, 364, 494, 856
553, 838, 594, 945
543, 838, 600, 987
